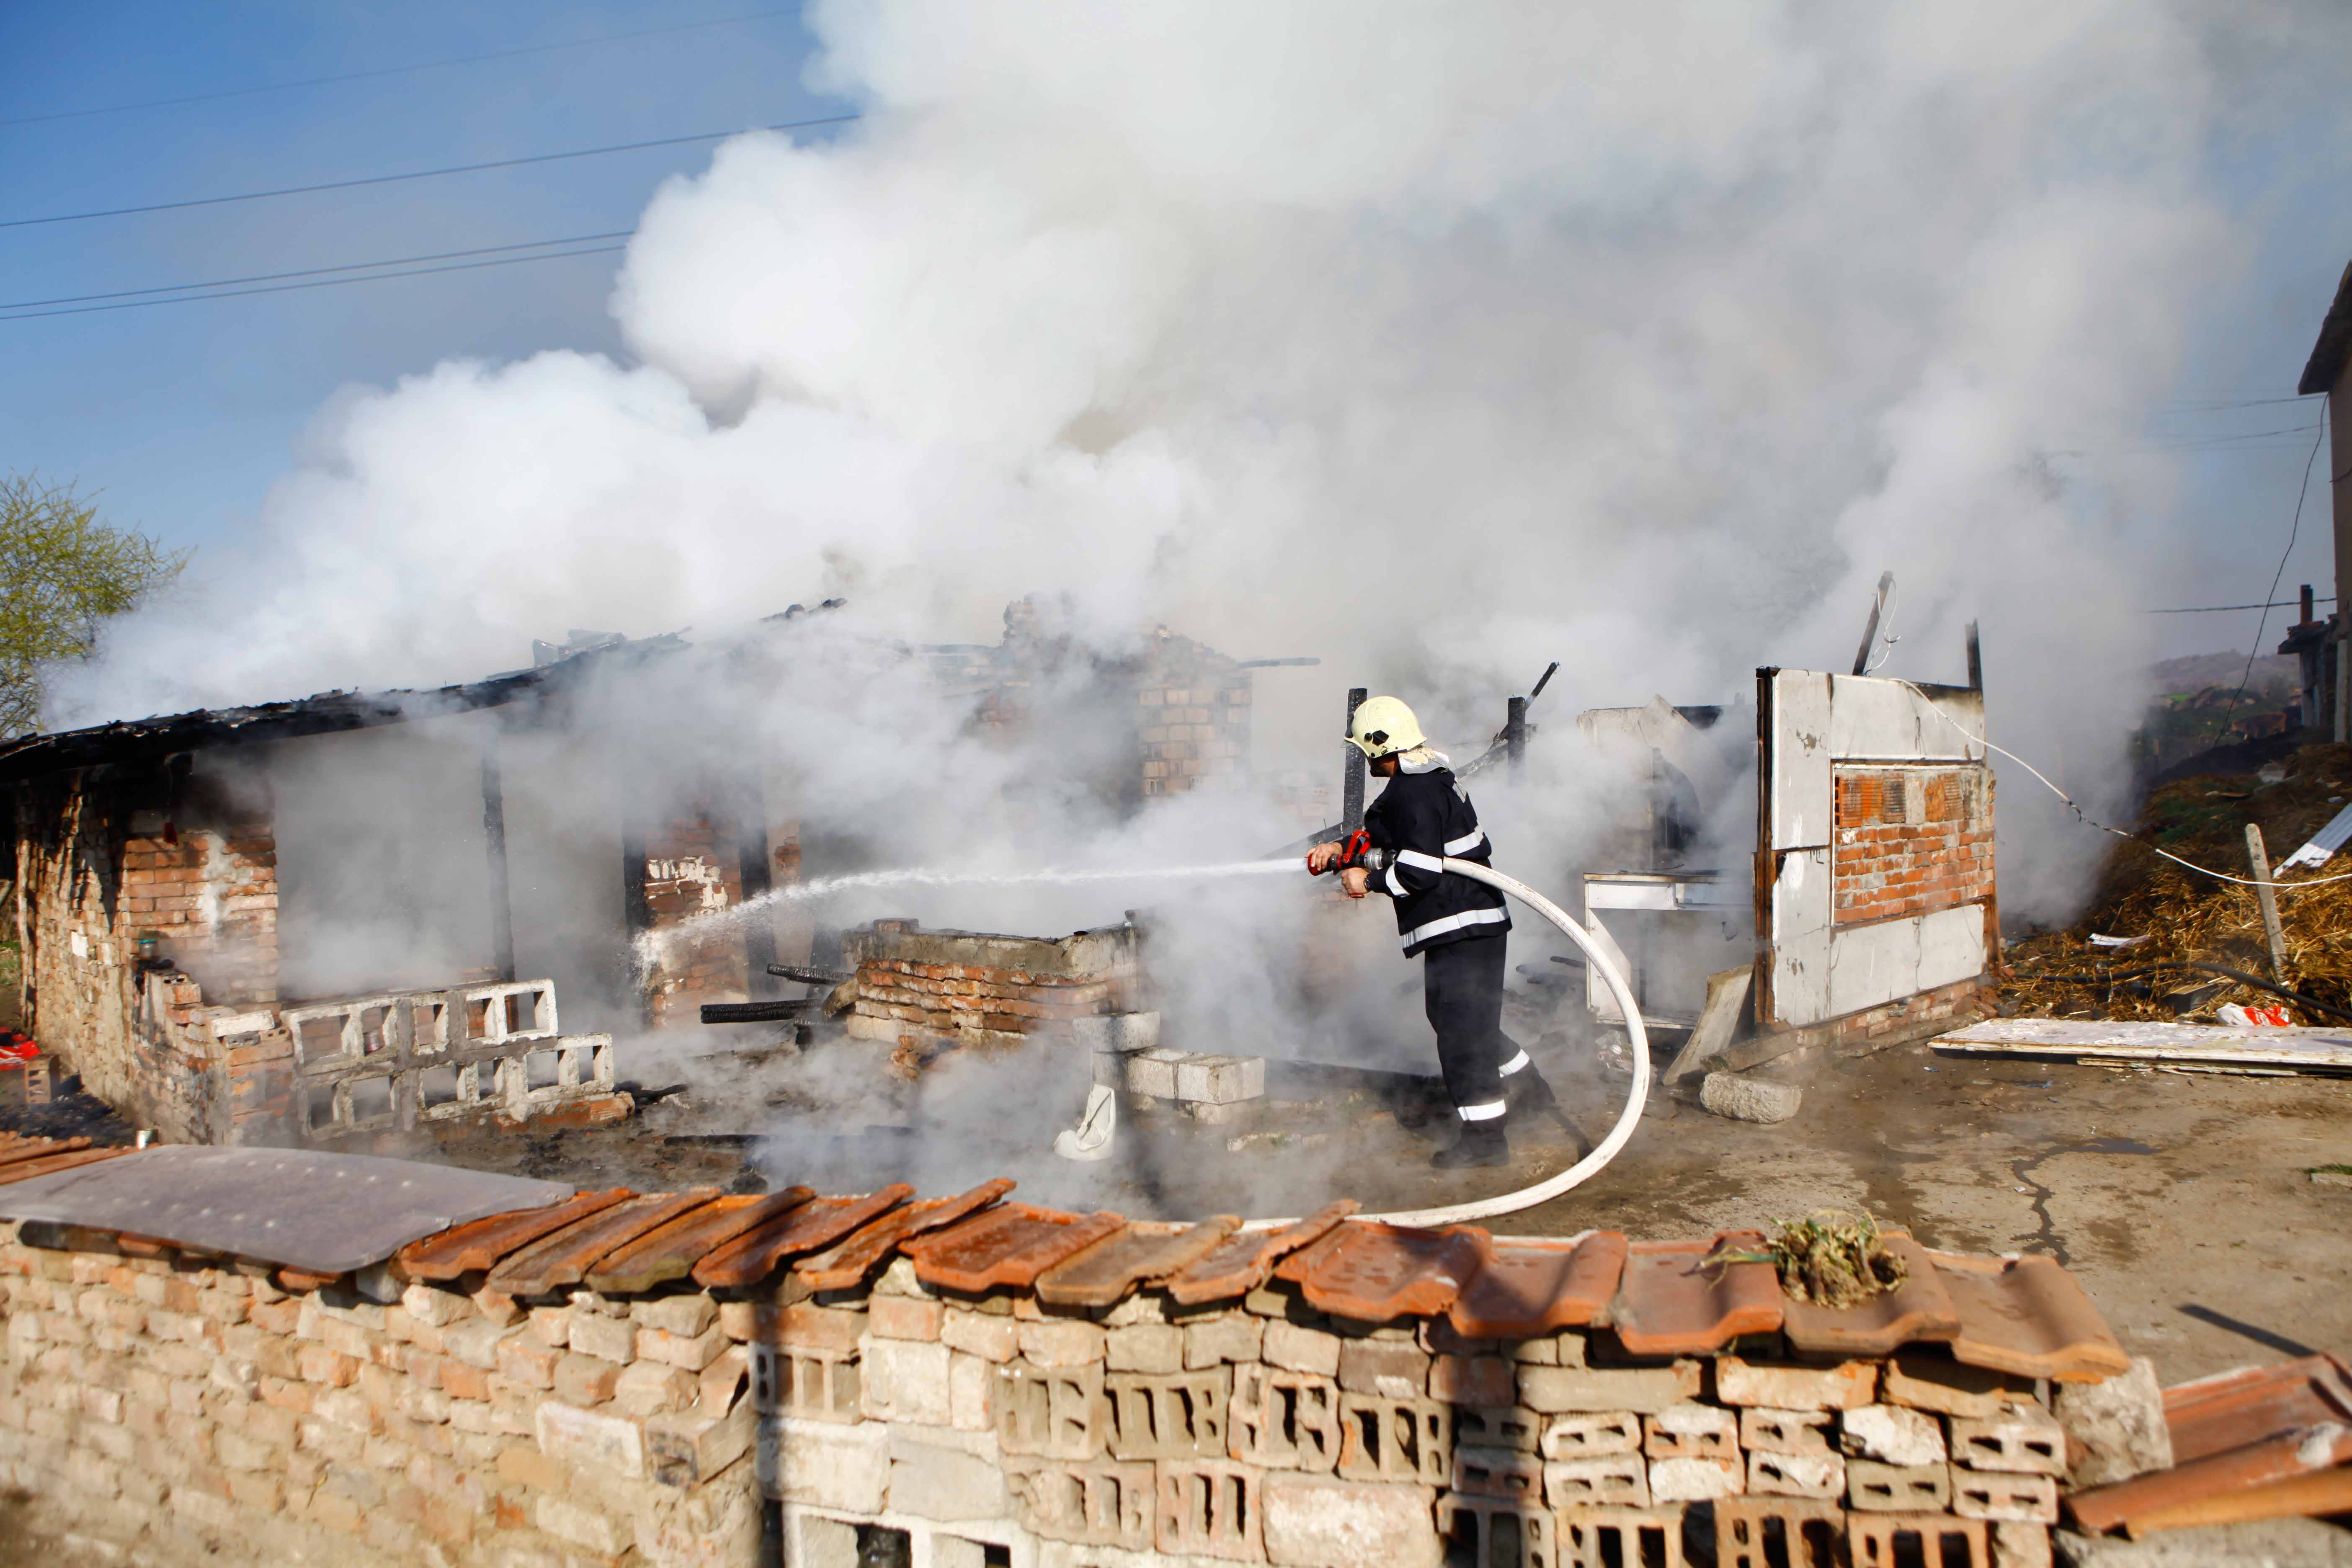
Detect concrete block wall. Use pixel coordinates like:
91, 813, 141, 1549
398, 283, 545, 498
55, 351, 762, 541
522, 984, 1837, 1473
1831, 768, 1994, 928
0, 1224, 2072, 1567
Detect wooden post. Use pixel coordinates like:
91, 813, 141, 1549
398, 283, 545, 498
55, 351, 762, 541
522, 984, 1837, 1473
2246, 823, 2289, 983
1965, 621, 1983, 692
480, 752, 516, 985
1851, 570, 1893, 676
1505, 696, 1529, 781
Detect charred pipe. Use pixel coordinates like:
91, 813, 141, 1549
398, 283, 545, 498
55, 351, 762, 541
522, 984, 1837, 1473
766, 963, 852, 986
700, 999, 818, 1024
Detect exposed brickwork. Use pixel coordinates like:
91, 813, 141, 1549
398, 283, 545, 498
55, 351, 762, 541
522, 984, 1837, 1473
641, 814, 750, 1031
842, 919, 1140, 1050
1831, 766, 1994, 928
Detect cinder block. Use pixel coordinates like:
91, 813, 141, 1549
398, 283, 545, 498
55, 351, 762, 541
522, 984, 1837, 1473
1227, 1363, 1342, 1475
888, 1428, 1011, 1521
1106, 1324, 1182, 1375
535, 1400, 644, 1478
752, 1345, 861, 1424
1740, 1406, 1836, 1457
1438, 1495, 1553, 1568
1336, 1338, 1427, 1400
1429, 1354, 1512, 1408
1006, 1456, 1156, 1550
1651, 1454, 1744, 1501
996, 1358, 1107, 1460
1556, 1505, 1688, 1568
1715, 1495, 1844, 1568
1541, 1411, 1641, 1460
1847, 1458, 1952, 1513
1261, 1474, 1441, 1568
1949, 1403, 2064, 1476
1184, 1314, 1262, 1369
1262, 1322, 1340, 1378
647, 1397, 754, 1487
1991, 1519, 2052, 1568
1156, 1457, 1263, 1560
949, 1350, 993, 1432
1645, 1402, 1739, 1461
1544, 1453, 1650, 1509
1520, 1362, 1700, 1415
1452, 1445, 1543, 1505
1843, 1403, 1948, 1466
1847, 1511, 1989, 1568
861, 1335, 952, 1425
1952, 1467, 2058, 1524
1104, 1367, 1229, 1460
1336, 1392, 1449, 1485
757, 1416, 889, 1512
1454, 1406, 1542, 1454
1715, 1357, 1877, 1411
1748, 1449, 1845, 1499
1172, 1055, 1265, 1105
943, 1308, 1020, 1364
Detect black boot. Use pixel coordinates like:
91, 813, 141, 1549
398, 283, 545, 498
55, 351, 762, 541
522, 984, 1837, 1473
1431, 1120, 1510, 1169
1504, 1062, 1560, 1118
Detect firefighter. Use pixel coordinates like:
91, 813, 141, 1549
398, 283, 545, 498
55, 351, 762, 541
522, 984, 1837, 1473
1305, 696, 1555, 1168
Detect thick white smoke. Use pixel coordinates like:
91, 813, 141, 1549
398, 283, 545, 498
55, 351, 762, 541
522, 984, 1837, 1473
54, 1, 2352, 922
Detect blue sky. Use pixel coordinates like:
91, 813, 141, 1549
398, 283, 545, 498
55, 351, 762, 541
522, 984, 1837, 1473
0, 2, 845, 550
2, 3, 2349, 673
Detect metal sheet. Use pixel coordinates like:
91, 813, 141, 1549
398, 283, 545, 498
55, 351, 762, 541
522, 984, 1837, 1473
1826, 906, 1988, 1018
1826, 675, 1984, 761
0, 1147, 573, 1274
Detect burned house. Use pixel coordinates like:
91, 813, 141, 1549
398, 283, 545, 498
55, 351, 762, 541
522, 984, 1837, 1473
0, 601, 1272, 1149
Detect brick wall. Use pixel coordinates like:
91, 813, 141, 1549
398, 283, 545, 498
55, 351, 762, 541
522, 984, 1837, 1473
0, 1213, 2067, 1568
1830, 766, 1994, 928
842, 920, 1139, 1053
1137, 633, 1253, 800
15, 772, 281, 1139
0, 1227, 758, 1565
640, 814, 749, 1032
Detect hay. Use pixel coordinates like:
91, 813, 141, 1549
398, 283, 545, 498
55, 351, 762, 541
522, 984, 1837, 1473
1706, 1210, 1908, 1308
2004, 743, 2352, 1022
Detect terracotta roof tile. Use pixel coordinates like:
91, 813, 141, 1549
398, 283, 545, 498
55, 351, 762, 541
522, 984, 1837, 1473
1780, 1233, 1958, 1357
0, 1148, 132, 1186
1449, 1231, 1625, 1339
792, 1178, 1014, 1292
692, 1184, 914, 1289
1274, 1220, 1486, 1322
396, 1189, 633, 1282
484, 1189, 720, 1297
1164, 1201, 1357, 1305
1605, 1233, 1783, 1357
0, 1136, 88, 1168
584, 1187, 816, 1294
902, 1203, 1127, 1294
1927, 1250, 2129, 1383
1034, 1217, 1241, 1308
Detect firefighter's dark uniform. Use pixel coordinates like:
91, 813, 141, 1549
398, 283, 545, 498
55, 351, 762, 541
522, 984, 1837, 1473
1361, 760, 1529, 1128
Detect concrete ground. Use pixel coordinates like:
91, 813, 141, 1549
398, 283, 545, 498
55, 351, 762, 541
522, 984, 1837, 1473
490, 1024, 2351, 1390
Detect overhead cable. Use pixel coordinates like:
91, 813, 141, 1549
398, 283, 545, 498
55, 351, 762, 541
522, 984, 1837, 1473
0, 113, 859, 229
2148, 598, 2335, 614
0, 246, 626, 322
2200, 405, 2330, 749
0, 10, 795, 128
0, 232, 632, 311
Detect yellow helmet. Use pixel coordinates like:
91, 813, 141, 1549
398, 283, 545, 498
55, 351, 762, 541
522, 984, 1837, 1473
1346, 695, 1426, 759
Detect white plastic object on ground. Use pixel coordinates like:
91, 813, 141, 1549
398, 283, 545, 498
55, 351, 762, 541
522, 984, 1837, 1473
1239, 856, 1651, 1230
1053, 1082, 1118, 1161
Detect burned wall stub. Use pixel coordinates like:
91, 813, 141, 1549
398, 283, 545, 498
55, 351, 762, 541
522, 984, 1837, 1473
1752, 669, 1997, 1055
840, 918, 1142, 1065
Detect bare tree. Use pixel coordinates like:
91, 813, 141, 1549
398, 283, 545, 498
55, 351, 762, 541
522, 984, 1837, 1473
0, 473, 187, 737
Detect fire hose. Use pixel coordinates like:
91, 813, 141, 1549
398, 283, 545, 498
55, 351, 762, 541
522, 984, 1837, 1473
1237, 856, 1651, 1230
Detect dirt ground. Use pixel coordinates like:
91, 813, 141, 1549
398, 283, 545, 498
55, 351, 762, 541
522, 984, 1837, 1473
467, 1024, 2349, 1390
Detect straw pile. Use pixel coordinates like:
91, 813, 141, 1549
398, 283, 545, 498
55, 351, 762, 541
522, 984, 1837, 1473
2004, 742, 2352, 1021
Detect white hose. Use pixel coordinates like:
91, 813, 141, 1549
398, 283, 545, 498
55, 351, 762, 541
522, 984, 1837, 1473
1240, 857, 1651, 1230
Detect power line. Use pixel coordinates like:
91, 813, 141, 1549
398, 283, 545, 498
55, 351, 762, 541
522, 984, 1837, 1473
2149, 598, 2335, 614
0, 232, 632, 310
0, 10, 796, 128
0, 245, 626, 322
0, 113, 859, 230
2202, 402, 2330, 747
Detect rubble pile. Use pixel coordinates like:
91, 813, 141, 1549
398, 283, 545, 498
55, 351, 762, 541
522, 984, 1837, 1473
2004, 743, 2352, 1023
